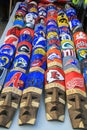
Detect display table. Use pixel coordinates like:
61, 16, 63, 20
0, 2, 80, 130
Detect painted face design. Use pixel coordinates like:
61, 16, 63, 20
47, 10, 57, 17
67, 93, 87, 129
14, 57, 28, 68
35, 29, 46, 38
61, 40, 74, 50
33, 36, 46, 48
38, 10, 46, 17
17, 41, 32, 55
47, 48, 62, 68
12, 54, 29, 71
0, 45, 14, 56
48, 52, 61, 61
6, 26, 20, 37
18, 45, 30, 53
58, 18, 68, 24
15, 14, 23, 20
38, 18, 46, 25
47, 32, 58, 39
30, 56, 46, 69
20, 28, 34, 38
60, 33, 72, 41
45, 87, 65, 121
74, 32, 87, 41
25, 71, 44, 89
0, 54, 11, 69
65, 70, 87, 128
0, 88, 21, 128
19, 87, 42, 125
4, 70, 26, 91
78, 49, 87, 61
0, 56, 8, 66
25, 13, 35, 25
4, 35, 18, 47
63, 56, 80, 73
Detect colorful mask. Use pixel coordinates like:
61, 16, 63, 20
0, 54, 11, 69
62, 49, 76, 57
0, 44, 16, 59
30, 54, 46, 70
77, 48, 87, 61
61, 40, 75, 50
19, 87, 42, 125
63, 56, 81, 74
65, 71, 87, 129
25, 13, 35, 28
11, 54, 30, 71
6, 26, 20, 37
4, 70, 26, 91
17, 41, 32, 56
19, 65, 44, 125
19, 33, 33, 43
45, 67, 65, 121
47, 48, 62, 68
45, 86, 65, 121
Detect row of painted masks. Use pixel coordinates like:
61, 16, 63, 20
19, 2, 47, 125
64, 4, 87, 129
44, 4, 65, 122
0, 1, 34, 128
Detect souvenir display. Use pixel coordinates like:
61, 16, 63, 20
0, 0, 87, 129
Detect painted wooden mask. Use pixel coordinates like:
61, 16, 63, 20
19, 87, 42, 125
0, 87, 22, 128
45, 67, 65, 121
